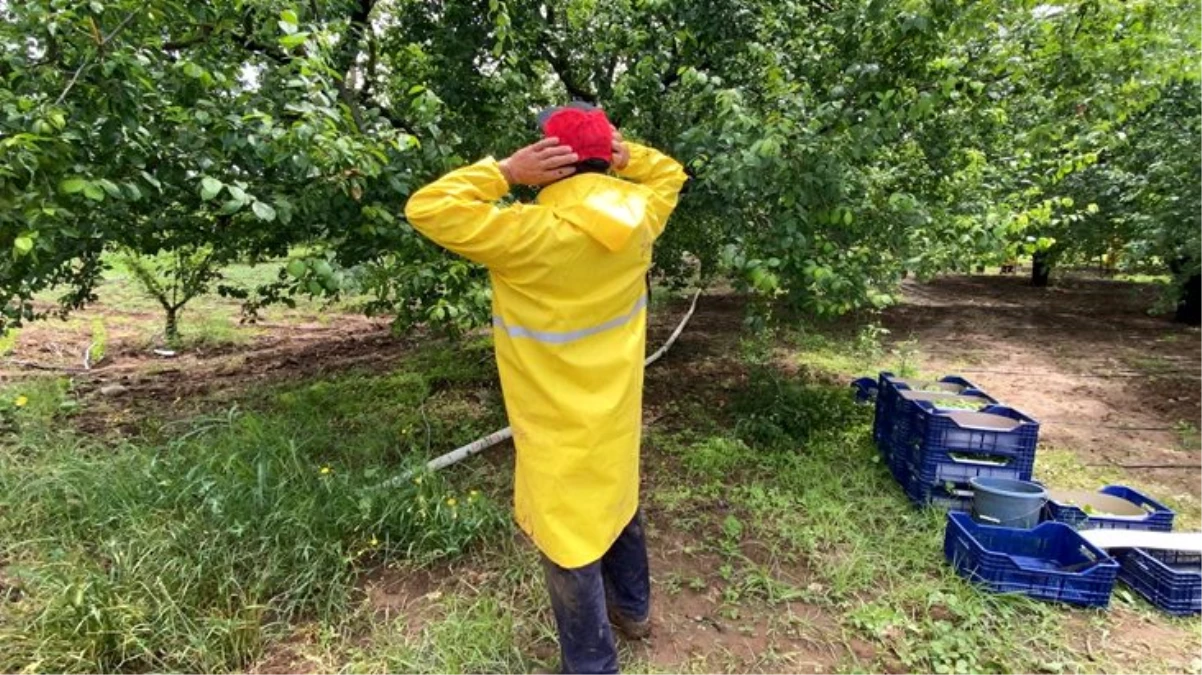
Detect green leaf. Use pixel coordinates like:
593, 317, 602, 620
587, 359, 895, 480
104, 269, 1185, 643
217, 199, 244, 215
313, 260, 333, 278
286, 259, 307, 278
13, 236, 34, 255
843, 210, 854, 225
280, 9, 298, 24
182, 62, 205, 79
140, 171, 162, 191
275, 198, 293, 225
97, 179, 121, 197
279, 32, 309, 49
252, 201, 276, 221
59, 177, 88, 194
227, 185, 247, 204
83, 183, 105, 201
200, 177, 224, 201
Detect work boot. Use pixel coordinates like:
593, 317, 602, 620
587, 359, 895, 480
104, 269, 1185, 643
608, 607, 651, 640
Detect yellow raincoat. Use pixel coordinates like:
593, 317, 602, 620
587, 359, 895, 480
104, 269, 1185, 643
404, 143, 687, 568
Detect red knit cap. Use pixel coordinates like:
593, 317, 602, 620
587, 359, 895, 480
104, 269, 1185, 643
541, 107, 614, 164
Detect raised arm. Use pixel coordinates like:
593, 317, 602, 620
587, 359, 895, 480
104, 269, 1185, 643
403, 139, 578, 270
403, 158, 519, 268
614, 141, 687, 238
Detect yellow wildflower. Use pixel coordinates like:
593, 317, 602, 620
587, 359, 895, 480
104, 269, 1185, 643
14, 395, 28, 407
319, 466, 332, 475
370, 536, 379, 546
446, 497, 457, 507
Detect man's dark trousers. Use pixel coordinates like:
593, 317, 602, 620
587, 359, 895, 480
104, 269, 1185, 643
541, 510, 650, 674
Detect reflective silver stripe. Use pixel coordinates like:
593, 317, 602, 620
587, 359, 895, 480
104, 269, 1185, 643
493, 295, 648, 344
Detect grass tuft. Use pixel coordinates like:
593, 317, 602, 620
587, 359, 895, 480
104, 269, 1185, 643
0, 346, 508, 673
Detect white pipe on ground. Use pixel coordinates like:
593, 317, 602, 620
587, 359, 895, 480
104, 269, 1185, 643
377, 288, 703, 488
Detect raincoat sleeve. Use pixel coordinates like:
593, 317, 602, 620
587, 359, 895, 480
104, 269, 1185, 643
404, 158, 541, 271
615, 143, 687, 238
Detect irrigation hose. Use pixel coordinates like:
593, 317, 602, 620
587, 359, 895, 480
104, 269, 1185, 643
378, 288, 703, 488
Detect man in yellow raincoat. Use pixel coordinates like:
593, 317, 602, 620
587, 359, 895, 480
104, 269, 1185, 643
405, 102, 686, 674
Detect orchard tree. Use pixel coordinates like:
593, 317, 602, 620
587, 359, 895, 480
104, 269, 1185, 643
2, 0, 1198, 336
0, 0, 421, 337
379, 0, 1198, 318
1108, 80, 1201, 323
991, 0, 1200, 313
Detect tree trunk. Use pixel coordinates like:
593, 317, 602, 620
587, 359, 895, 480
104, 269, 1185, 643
1031, 250, 1051, 287
165, 307, 181, 346
1176, 272, 1201, 326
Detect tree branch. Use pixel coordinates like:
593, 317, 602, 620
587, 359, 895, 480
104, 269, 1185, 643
163, 24, 215, 51
362, 31, 378, 99
539, 4, 597, 103
372, 101, 418, 136
102, 6, 144, 44
540, 43, 597, 102
320, 0, 379, 133
597, 54, 619, 101
28, 31, 60, 68
337, 80, 366, 132
332, 0, 377, 76
236, 11, 289, 64
54, 3, 146, 105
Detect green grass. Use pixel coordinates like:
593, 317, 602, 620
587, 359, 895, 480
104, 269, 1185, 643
0, 327, 18, 356
648, 373, 1087, 674
29, 252, 366, 352
784, 321, 925, 379
1114, 273, 1171, 285
2, 292, 1199, 674
0, 342, 508, 673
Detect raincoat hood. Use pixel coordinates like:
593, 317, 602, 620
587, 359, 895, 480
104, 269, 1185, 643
538, 174, 649, 252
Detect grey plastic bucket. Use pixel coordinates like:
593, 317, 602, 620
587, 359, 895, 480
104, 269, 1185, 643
970, 476, 1047, 529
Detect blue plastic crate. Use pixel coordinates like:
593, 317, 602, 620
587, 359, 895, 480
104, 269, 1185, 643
895, 404, 1038, 510
943, 512, 1119, 607
851, 377, 878, 403
874, 379, 996, 486
886, 391, 999, 456
872, 373, 988, 446
1045, 486, 1175, 532
1119, 548, 1201, 616
908, 404, 1039, 476
904, 473, 974, 512
888, 442, 911, 484
908, 445, 1029, 487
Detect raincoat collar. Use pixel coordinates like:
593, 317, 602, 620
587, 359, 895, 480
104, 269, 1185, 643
537, 173, 646, 252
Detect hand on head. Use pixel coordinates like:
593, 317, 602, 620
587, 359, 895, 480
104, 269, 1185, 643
611, 128, 630, 171
499, 138, 579, 187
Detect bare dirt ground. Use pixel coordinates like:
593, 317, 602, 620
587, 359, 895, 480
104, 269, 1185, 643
884, 275, 1201, 499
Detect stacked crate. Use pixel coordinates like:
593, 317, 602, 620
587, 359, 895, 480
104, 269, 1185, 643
872, 372, 1040, 510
